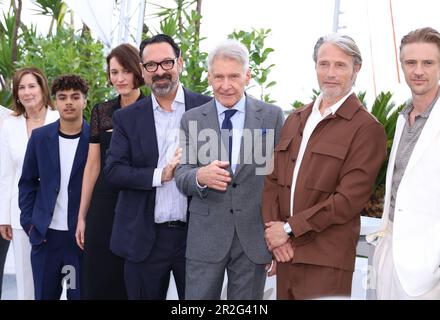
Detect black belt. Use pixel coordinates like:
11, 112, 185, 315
156, 220, 187, 228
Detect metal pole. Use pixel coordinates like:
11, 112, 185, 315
124, 0, 133, 43
136, 0, 146, 46
333, 0, 341, 32
389, 0, 401, 83
118, 0, 127, 44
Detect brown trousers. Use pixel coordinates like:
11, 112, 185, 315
277, 262, 353, 300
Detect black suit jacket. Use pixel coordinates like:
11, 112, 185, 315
105, 88, 211, 262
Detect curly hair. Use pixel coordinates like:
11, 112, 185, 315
51, 74, 89, 96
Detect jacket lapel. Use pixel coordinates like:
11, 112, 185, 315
380, 114, 405, 227
233, 96, 263, 178
69, 121, 89, 180
138, 96, 159, 165
46, 120, 61, 177
403, 99, 440, 176
200, 99, 226, 163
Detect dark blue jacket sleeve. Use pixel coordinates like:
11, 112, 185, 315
104, 110, 156, 191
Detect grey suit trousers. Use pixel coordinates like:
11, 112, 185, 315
185, 232, 266, 300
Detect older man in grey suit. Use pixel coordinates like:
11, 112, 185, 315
175, 39, 284, 300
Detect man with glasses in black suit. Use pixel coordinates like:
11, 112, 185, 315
105, 34, 211, 300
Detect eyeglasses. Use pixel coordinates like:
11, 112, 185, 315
142, 58, 177, 72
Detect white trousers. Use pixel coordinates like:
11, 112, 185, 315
12, 228, 34, 300
373, 222, 440, 300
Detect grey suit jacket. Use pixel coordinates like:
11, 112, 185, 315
175, 95, 284, 264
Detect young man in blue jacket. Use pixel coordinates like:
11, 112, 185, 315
19, 75, 90, 300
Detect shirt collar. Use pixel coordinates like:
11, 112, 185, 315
151, 83, 184, 111
401, 86, 440, 119
215, 94, 246, 116
313, 89, 354, 117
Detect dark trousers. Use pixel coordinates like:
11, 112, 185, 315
0, 237, 10, 298
124, 223, 187, 300
31, 229, 82, 300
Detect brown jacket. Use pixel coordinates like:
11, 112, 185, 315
262, 94, 387, 271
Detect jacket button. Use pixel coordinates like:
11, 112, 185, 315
232, 183, 237, 188
230, 209, 233, 214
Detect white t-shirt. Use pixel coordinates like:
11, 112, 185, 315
49, 131, 80, 230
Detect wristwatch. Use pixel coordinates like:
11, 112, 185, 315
283, 222, 294, 237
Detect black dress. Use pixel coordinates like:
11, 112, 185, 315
82, 94, 143, 299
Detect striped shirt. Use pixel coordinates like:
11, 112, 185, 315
151, 84, 187, 223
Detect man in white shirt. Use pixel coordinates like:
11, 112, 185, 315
262, 34, 387, 299
19, 75, 89, 299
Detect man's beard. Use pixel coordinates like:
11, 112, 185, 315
150, 74, 178, 96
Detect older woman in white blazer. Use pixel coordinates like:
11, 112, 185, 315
0, 67, 59, 299
367, 27, 440, 300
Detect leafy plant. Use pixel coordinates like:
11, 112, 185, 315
33, 0, 68, 35
17, 27, 111, 120
148, 0, 209, 95
0, 5, 21, 88
229, 28, 276, 103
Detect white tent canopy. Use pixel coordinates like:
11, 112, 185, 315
64, 0, 145, 51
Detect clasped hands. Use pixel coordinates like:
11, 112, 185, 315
264, 221, 295, 273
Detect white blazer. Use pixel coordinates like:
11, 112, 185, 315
0, 105, 12, 127
367, 98, 440, 296
0, 108, 59, 229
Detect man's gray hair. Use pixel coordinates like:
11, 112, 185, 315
313, 33, 363, 67
208, 39, 250, 72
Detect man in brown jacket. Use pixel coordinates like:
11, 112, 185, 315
262, 34, 387, 300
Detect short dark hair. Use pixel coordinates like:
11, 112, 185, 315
400, 27, 440, 58
106, 43, 144, 88
51, 74, 89, 96
139, 34, 180, 61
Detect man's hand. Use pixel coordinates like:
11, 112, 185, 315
265, 260, 277, 277
75, 218, 86, 250
196, 160, 231, 191
162, 147, 183, 183
0, 225, 13, 241
272, 240, 295, 263
264, 221, 289, 251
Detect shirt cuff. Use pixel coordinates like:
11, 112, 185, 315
153, 168, 163, 187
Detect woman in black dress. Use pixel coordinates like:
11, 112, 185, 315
76, 44, 144, 299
